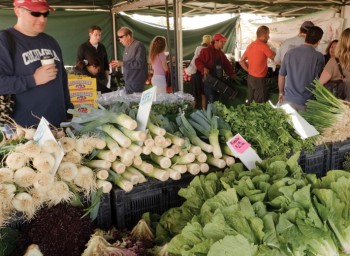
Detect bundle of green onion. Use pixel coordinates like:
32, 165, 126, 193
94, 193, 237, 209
302, 80, 350, 143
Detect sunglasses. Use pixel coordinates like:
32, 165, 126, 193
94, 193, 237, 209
118, 34, 127, 39
21, 7, 50, 18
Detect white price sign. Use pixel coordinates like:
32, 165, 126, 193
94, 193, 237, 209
33, 117, 64, 175
269, 101, 319, 139
136, 86, 157, 132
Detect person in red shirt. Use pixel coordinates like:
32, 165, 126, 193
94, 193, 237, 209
195, 33, 236, 105
239, 26, 276, 103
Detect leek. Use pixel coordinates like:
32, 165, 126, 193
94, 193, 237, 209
206, 154, 226, 169
302, 80, 350, 143
171, 153, 195, 165
111, 160, 126, 174
85, 159, 111, 170
186, 163, 200, 175
96, 150, 117, 162
108, 170, 133, 192
133, 161, 154, 174
302, 80, 345, 132
150, 153, 172, 169
100, 124, 131, 148
104, 135, 122, 156
171, 164, 187, 174
162, 148, 175, 158
166, 168, 181, 180
68, 106, 137, 133
125, 166, 147, 183
147, 119, 166, 136
176, 113, 213, 153
147, 166, 170, 181
165, 132, 185, 147
217, 116, 234, 141
119, 126, 146, 142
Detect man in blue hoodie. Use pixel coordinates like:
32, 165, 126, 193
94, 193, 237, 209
0, 0, 73, 127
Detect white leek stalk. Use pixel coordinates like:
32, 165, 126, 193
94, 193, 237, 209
111, 160, 126, 174
186, 163, 200, 175
108, 170, 133, 192
172, 164, 187, 174
150, 153, 172, 169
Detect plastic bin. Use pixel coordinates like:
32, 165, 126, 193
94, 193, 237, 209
94, 193, 113, 229
111, 179, 163, 229
298, 144, 330, 177
5, 212, 24, 230
329, 139, 350, 170
161, 173, 195, 212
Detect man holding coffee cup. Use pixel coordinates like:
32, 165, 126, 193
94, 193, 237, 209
0, 0, 73, 128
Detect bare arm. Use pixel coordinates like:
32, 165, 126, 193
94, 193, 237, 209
239, 54, 248, 72
278, 75, 285, 103
162, 59, 169, 72
319, 69, 331, 85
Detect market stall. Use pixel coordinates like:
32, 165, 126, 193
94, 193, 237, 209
2, 81, 350, 255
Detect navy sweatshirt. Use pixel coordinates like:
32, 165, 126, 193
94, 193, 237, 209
0, 27, 73, 127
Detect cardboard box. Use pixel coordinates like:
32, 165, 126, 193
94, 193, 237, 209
68, 74, 97, 91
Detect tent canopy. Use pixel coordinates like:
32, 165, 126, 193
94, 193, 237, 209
0, 0, 348, 17
0, 0, 346, 90
0, 8, 237, 65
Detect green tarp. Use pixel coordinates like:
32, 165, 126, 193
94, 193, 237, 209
0, 9, 237, 65
0, 10, 113, 66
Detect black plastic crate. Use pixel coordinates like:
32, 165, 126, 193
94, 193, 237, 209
330, 139, 350, 170
298, 144, 330, 177
111, 179, 163, 229
161, 173, 195, 212
5, 212, 24, 230
94, 193, 113, 229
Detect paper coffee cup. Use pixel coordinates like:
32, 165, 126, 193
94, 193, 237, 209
40, 55, 55, 65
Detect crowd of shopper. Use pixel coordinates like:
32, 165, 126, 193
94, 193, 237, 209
0, 0, 348, 128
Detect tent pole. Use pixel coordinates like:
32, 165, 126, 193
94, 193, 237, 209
112, 12, 117, 60
176, 0, 183, 92
165, 0, 175, 91
172, 0, 179, 92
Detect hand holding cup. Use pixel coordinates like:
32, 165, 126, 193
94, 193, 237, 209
34, 55, 58, 86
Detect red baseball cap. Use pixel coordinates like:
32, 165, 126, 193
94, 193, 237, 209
13, 0, 55, 12
213, 33, 227, 42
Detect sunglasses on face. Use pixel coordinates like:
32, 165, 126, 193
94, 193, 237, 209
21, 7, 50, 18
118, 34, 127, 39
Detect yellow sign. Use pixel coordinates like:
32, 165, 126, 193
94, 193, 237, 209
68, 75, 98, 113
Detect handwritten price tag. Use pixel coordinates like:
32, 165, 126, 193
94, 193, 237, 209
229, 135, 251, 154
226, 133, 261, 170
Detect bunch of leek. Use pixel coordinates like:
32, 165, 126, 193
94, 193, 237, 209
66, 102, 137, 134
302, 80, 350, 144
176, 113, 213, 153
188, 105, 222, 159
